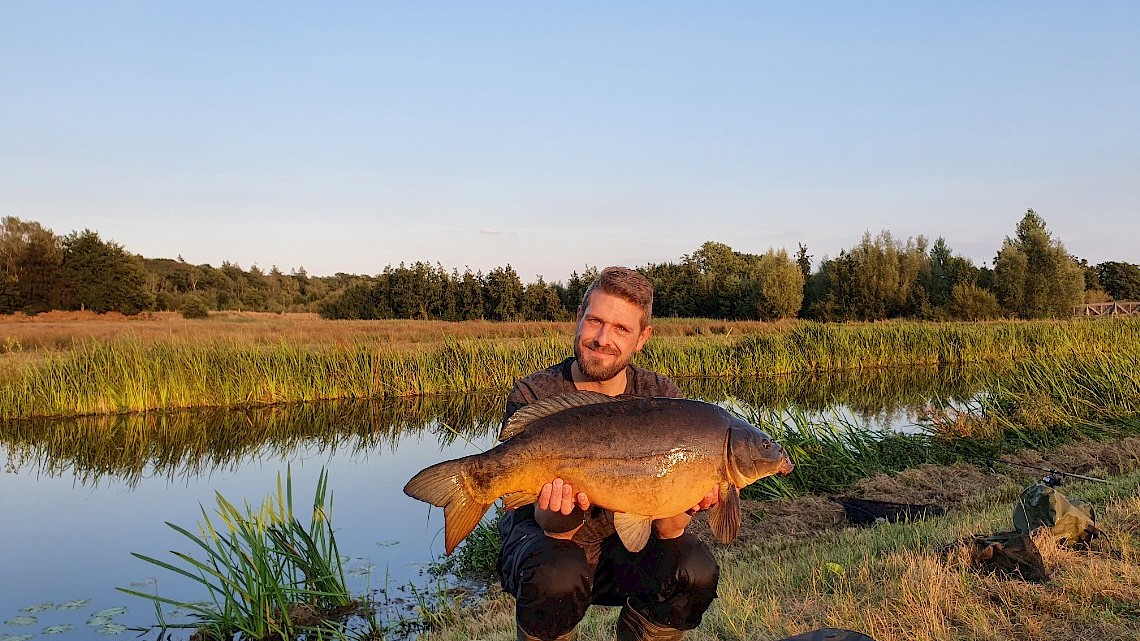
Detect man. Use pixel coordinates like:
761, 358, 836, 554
497, 266, 720, 641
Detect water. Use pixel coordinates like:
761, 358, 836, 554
1, 409, 498, 638
0, 367, 985, 638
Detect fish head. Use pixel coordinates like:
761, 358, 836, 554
726, 418, 795, 485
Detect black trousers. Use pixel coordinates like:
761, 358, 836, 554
497, 506, 719, 641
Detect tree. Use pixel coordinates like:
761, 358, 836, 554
795, 243, 812, 279
60, 230, 154, 314
519, 278, 566, 321
920, 237, 983, 315
750, 249, 804, 320
1096, 261, 1140, 301
808, 231, 928, 321
992, 210, 1084, 318
456, 269, 485, 320
483, 265, 523, 321
0, 216, 64, 313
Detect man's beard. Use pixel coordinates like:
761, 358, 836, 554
573, 340, 629, 381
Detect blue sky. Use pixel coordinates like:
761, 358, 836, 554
2, 2, 1137, 281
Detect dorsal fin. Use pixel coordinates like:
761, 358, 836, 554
499, 391, 617, 441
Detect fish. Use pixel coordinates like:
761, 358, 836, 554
403, 391, 795, 554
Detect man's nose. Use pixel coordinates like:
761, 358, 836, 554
593, 323, 612, 346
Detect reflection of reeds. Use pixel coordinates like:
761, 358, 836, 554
2, 318, 1137, 419
0, 395, 504, 486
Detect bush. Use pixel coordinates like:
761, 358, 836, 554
180, 295, 210, 319
948, 283, 1003, 321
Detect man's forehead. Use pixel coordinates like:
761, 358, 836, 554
582, 292, 647, 327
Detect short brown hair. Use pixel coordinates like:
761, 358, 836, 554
581, 266, 654, 328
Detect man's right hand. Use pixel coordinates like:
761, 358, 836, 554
535, 477, 591, 540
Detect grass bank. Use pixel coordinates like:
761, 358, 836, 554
1, 317, 1137, 419
419, 461, 1140, 641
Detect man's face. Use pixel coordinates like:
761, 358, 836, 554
573, 291, 652, 382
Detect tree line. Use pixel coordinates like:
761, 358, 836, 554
2, 210, 1138, 322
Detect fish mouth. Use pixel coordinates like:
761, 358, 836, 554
777, 456, 795, 476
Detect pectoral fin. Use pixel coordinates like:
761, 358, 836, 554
613, 512, 655, 552
500, 491, 538, 510
708, 483, 741, 544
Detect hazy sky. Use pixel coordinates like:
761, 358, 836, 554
2, 2, 1137, 281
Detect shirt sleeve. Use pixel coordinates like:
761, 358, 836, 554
499, 382, 534, 439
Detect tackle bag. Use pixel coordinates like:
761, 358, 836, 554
1012, 483, 1098, 545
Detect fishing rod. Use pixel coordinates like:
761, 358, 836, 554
985, 458, 1109, 486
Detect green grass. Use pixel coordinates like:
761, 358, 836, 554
418, 469, 1140, 641
1, 317, 1138, 419
119, 468, 367, 640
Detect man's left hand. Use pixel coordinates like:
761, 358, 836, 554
652, 485, 720, 539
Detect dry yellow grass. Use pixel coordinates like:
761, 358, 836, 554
0, 311, 573, 350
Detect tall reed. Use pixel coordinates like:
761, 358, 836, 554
1, 317, 1137, 419
119, 468, 365, 640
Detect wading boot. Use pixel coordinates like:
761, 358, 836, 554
516, 620, 575, 641
616, 603, 685, 641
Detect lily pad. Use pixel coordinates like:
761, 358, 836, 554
347, 562, 376, 576
19, 603, 53, 613
57, 599, 92, 610
94, 623, 127, 635
43, 624, 75, 634
90, 607, 127, 619
0, 634, 35, 641
86, 616, 112, 627
3, 617, 35, 627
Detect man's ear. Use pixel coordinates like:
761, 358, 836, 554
575, 305, 583, 323
635, 324, 652, 352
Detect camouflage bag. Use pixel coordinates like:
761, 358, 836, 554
1013, 483, 1098, 545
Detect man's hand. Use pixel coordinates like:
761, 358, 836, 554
535, 478, 591, 540
652, 485, 720, 539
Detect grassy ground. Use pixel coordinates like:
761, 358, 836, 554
418, 438, 1140, 641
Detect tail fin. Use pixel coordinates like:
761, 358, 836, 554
404, 459, 492, 554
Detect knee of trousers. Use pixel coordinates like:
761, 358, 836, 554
630, 534, 720, 631
512, 540, 593, 640
656, 533, 720, 594
514, 539, 593, 603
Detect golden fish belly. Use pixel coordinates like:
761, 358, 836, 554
484, 449, 722, 519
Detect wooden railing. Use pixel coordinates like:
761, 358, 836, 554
1077, 301, 1140, 316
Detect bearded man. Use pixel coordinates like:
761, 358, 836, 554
496, 266, 720, 641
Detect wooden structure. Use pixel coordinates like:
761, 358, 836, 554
1077, 301, 1140, 316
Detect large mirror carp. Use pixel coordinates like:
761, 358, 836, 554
404, 391, 795, 554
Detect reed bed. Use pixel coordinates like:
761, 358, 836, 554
120, 468, 370, 640
1, 317, 1138, 419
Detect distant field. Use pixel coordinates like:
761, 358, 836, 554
0, 310, 789, 353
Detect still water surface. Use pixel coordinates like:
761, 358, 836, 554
1, 367, 986, 637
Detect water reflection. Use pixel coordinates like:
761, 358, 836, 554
2, 366, 993, 485
1, 393, 505, 486
0, 365, 989, 637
